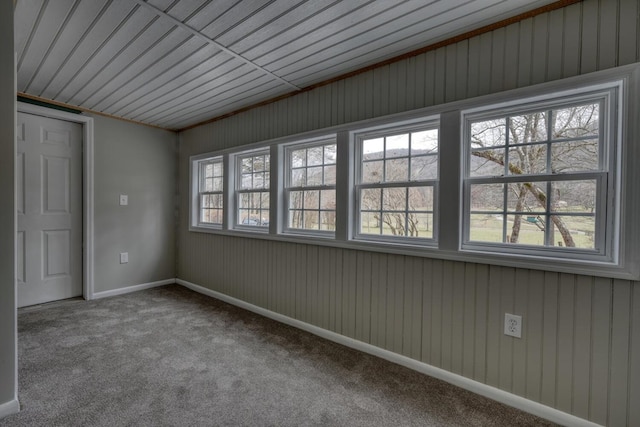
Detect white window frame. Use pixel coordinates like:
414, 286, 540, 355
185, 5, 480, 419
461, 84, 620, 264
233, 148, 271, 232
283, 137, 337, 237
187, 64, 639, 280
190, 154, 224, 230
353, 120, 439, 246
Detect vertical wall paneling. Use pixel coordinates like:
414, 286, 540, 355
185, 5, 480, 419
555, 273, 576, 414
517, 18, 533, 88
476, 32, 493, 96
489, 27, 506, 94
498, 267, 516, 392
580, 0, 599, 74
547, 9, 564, 81
598, 0, 619, 70
618, 0, 638, 66
572, 275, 593, 420
562, 3, 582, 78
512, 268, 529, 397
503, 24, 520, 91
629, 282, 640, 426
609, 279, 631, 427
531, 13, 549, 85
461, 262, 476, 379
589, 277, 612, 425
177, 1, 640, 424
451, 262, 465, 375
525, 269, 544, 402
540, 272, 559, 407
473, 263, 489, 383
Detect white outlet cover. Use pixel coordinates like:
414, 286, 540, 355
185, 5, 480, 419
119, 194, 128, 206
504, 313, 522, 338
120, 252, 129, 264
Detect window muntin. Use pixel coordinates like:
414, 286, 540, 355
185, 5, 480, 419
356, 124, 438, 241
464, 97, 610, 254
198, 157, 223, 226
236, 151, 270, 228
285, 140, 337, 233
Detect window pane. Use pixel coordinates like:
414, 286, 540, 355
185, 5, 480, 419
360, 212, 380, 234
471, 119, 506, 148
253, 155, 265, 172
408, 186, 433, 211
551, 140, 599, 172
361, 188, 381, 211
385, 158, 409, 182
507, 144, 547, 175
362, 161, 383, 183
550, 180, 597, 213
289, 210, 303, 228
304, 211, 319, 229
307, 147, 323, 166
212, 177, 223, 191
324, 145, 337, 164
385, 134, 409, 158
506, 182, 546, 213
291, 169, 305, 186
381, 212, 405, 236
363, 138, 384, 160
470, 149, 505, 176
552, 103, 599, 139
470, 184, 504, 211
291, 149, 306, 167
411, 129, 438, 155
509, 112, 548, 144
241, 174, 252, 189
505, 215, 545, 246
324, 165, 336, 185
469, 214, 504, 242
241, 158, 252, 173
289, 191, 304, 210
320, 189, 336, 210
303, 190, 319, 210
307, 166, 323, 186
320, 211, 336, 231
382, 187, 407, 211
410, 156, 437, 180
550, 216, 595, 249
410, 213, 433, 238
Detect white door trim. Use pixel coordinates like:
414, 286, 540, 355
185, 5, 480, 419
17, 102, 95, 300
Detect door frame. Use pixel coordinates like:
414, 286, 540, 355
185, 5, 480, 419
17, 102, 95, 300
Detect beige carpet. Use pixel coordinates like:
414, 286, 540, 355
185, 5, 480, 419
1, 285, 555, 426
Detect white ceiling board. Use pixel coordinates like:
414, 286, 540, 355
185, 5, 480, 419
15, 0, 560, 130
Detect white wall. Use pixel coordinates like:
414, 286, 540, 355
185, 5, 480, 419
0, 0, 18, 416
91, 114, 177, 293
177, 1, 640, 425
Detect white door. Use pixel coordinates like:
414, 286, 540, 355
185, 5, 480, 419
17, 112, 82, 307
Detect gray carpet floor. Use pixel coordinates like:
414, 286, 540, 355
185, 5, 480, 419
1, 285, 555, 426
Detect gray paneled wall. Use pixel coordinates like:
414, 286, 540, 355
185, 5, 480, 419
178, 1, 640, 425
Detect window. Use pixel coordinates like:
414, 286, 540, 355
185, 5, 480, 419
236, 150, 270, 228
355, 123, 439, 242
463, 88, 617, 261
284, 140, 337, 233
197, 157, 224, 227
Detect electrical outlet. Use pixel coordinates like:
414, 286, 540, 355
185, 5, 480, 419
120, 252, 129, 264
504, 313, 522, 338
119, 194, 128, 206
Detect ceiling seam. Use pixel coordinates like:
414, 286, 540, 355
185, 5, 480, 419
131, 0, 301, 91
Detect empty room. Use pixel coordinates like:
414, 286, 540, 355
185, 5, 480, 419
1, 0, 639, 425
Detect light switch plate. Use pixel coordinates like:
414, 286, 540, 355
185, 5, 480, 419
119, 194, 128, 206
120, 252, 128, 264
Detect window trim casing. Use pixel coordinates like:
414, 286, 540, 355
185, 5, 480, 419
352, 120, 440, 246
460, 84, 621, 265
186, 63, 639, 280
282, 136, 338, 237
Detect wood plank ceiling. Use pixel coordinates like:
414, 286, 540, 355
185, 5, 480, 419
15, 0, 558, 131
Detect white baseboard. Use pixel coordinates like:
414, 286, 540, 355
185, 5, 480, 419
0, 398, 20, 419
176, 278, 601, 427
91, 279, 175, 300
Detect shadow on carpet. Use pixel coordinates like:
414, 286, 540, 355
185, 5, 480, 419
1, 285, 556, 426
